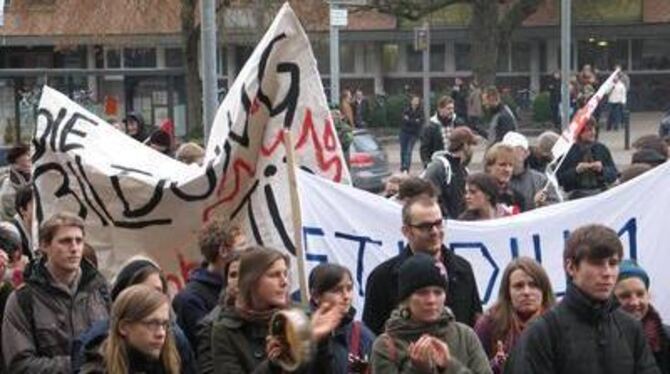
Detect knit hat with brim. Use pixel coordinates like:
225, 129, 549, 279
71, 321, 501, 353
238, 247, 289, 306
617, 259, 650, 290
398, 253, 448, 302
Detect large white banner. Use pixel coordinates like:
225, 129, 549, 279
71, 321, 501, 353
33, 3, 349, 282
299, 162, 669, 320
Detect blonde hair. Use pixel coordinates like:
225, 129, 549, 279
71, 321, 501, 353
175, 142, 205, 165
484, 143, 515, 171
102, 285, 180, 374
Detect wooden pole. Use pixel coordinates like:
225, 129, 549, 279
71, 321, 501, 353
282, 129, 308, 307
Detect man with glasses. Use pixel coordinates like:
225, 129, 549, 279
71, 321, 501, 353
362, 196, 482, 334
2, 212, 110, 373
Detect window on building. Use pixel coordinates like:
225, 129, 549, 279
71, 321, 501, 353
498, 43, 510, 72
578, 39, 628, 71
312, 42, 330, 75
406, 44, 423, 72
363, 44, 377, 73
235, 46, 253, 75
382, 43, 400, 72
106, 49, 121, 68
539, 41, 547, 73
511, 42, 531, 72
455, 43, 471, 71
124, 48, 156, 68
340, 43, 356, 73
217, 47, 227, 75
632, 39, 670, 71
54, 46, 86, 69
165, 48, 184, 68
430, 44, 445, 72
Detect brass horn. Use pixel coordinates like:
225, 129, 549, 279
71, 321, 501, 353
269, 308, 313, 371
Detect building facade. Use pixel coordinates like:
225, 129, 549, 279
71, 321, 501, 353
0, 0, 669, 143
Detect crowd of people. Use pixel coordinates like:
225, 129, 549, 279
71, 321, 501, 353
0, 67, 667, 373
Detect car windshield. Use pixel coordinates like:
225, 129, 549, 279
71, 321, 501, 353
353, 133, 379, 152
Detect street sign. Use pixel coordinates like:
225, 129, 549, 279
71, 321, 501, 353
330, 8, 348, 27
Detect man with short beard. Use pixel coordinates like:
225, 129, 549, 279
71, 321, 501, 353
421, 126, 478, 219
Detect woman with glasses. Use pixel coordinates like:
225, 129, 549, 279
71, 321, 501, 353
73, 258, 196, 373
81, 285, 181, 373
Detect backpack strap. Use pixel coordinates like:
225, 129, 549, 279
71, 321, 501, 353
15, 285, 40, 354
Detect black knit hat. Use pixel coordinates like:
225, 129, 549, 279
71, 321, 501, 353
111, 259, 159, 301
398, 253, 448, 302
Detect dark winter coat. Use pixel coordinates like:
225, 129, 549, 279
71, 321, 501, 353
506, 284, 661, 374
556, 141, 618, 194
401, 106, 424, 136
363, 245, 482, 335
209, 305, 334, 373
370, 307, 491, 374
72, 319, 197, 374
420, 114, 465, 166
1, 258, 110, 374
328, 307, 376, 374
172, 267, 224, 348
79, 343, 171, 374
422, 152, 468, 218
486, 104, 517, 145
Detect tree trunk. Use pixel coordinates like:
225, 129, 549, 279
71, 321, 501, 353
470, 0, 499, 87
181, 0, 203, 138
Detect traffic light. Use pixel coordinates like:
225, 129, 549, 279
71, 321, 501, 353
414, 27, 428, 51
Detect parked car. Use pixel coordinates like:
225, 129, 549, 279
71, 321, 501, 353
349, 129, 391, 192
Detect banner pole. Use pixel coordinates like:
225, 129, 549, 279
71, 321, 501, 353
283, 129, 309, 308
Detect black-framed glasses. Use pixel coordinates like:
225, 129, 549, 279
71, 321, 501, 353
408, 219, 444, 232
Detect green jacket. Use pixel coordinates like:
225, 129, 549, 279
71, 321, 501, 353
370, 308, 491, 374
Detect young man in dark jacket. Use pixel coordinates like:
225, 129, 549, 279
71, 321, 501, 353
420, 96, 466, 167
421, 126, 478, 219
507, 224, 661, 374
483, 86, 517, 145
362, 196, 482, 335
1, 213, 110, 373
173, 220, 244, 348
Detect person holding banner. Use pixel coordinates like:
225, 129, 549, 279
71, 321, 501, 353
370, 253, 491, 374
363, 196, 482, 335
123, 112, 148, 142
209, 247, 344, 373
556, 118, 618, 200
506, 224, 660, 374
484, 144, 526, 215
474, 257, 555, 373
615, 260, 670, 373
308, 263, 376, 374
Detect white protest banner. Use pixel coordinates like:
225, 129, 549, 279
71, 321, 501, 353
299, 162, 670, 320
33, 3, 349, 283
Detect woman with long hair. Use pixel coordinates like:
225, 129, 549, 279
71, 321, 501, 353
371, 253, 490, 373
474, 257, 555, 373
74, 258, 196, 374
81, 285, 180, 373
309, 263, 375, 373
209, 246, 344, 372
459, 172, 500, 221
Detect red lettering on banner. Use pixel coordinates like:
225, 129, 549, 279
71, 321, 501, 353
295, 109, 343, 182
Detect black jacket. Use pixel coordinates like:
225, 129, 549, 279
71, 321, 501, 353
420, 114, 466, 166
506, 284, 661, 374
362, 245, 482, 335
486, 104, 517, 144
401, 106, 424, 136
422, 152, 468, 218
556, 141, 618, 193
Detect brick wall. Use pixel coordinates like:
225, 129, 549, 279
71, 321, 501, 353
643, 0, 670, 23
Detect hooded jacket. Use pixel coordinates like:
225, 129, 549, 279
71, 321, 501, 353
422, 151, 468, 219
1, 258, 110, 373
420, 114, 465, 166
370, 307, 491, 374
506, 284, 660, 374
173, 267, 224, 348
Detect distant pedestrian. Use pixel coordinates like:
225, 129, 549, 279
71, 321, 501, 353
483, 86, 517, 145
399, 95, 424, 173
420, 96, 465, 167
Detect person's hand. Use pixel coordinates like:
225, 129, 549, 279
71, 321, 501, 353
311, 301, 345, 342
428, 336, 451, 369
265, 335, 283, 362
576, 162, 590, 173
534, 190, 547, 206
408, 335, 434, 373
493, 340, 507, 366
591, 161, 603, 173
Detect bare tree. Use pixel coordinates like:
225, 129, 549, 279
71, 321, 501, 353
364, 0, 546, 86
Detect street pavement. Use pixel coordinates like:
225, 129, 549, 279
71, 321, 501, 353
381, 112, 664, 176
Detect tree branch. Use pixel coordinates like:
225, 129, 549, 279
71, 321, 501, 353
362, 0, 468, 21
498, 0, 545, 39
